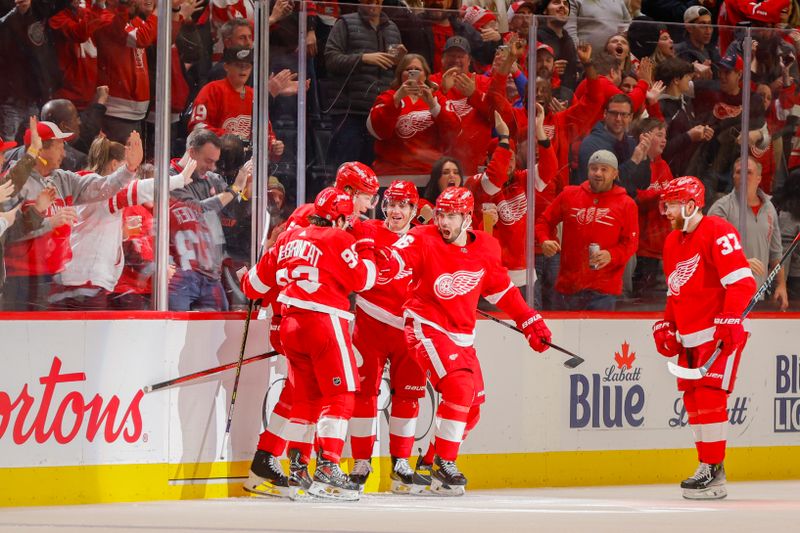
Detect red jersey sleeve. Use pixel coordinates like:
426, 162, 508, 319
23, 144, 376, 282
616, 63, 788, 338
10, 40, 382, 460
189, 84, 225, 136
380, 228, 426, 281
606, 197, 639, 268
708, 222, 757, 315
242, 234, 280, 299
330, 231, 378, 293
368, 91, 402, 140
535, 190, 565, 243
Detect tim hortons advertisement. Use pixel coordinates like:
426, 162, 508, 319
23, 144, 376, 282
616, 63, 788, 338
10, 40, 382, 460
1, 317, 798, 472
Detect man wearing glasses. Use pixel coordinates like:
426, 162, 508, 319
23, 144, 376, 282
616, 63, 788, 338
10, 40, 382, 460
576, 93, 639, 184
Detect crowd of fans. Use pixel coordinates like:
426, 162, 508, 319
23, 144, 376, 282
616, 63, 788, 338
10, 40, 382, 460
2, 0, 800, 312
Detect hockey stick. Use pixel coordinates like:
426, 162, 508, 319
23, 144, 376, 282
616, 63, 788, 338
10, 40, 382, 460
667, 230, 800, 380
220, 162, 272, 459
143, 350, 280, 393
477, 309, 585, 368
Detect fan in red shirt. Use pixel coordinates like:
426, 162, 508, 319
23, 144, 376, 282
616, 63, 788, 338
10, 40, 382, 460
535, 150, 639, 311
427, 36, 494, 175
347, 180, 427, 494
241, 187, 378, 502
377, 186, 551, 496
367, 54, 461, 187
653, 176, 756, 501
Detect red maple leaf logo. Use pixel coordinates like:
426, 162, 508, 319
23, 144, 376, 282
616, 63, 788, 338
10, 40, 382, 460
614, 341, 636, 370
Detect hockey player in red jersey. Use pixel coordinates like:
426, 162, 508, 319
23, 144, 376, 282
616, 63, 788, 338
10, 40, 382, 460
244, 161, 380, 498
241, 187, 378, 501
653, 176, 756, 500
378, 187, 552, 496
347, 180, 426, 494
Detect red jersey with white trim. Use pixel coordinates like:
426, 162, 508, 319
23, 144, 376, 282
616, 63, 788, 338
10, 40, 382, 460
93, 8, 157, 120
242, 225, 377, 321
355, 219, 411, 328
387, 224, 523, 346
169, 200, 217, 277
189, 79, 253, 139
662, 215, 757, 346
428, 72, 493, 175
367, 90, 461, 176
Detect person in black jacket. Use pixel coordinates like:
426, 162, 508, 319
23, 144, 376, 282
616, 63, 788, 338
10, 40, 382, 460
390, 0, 498, 73
324, 0, 404, 168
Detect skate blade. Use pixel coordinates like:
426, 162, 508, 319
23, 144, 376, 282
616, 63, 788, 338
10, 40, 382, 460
306, 481, 360, 502
682, 486, 727, 500
243, 475, 294, 500
430, 477, 466, 497
390, 478, 414, 494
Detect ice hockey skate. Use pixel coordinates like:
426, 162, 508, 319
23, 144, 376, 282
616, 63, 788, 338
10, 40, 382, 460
287, 448, 312, 499
243, 450, 293, 499
307, 459, 361, 501
411, 453, 434, 495
389, 457, 415, 494
349, 459, 372, 492
681, 462, 727, 500
431, 456, 467, 496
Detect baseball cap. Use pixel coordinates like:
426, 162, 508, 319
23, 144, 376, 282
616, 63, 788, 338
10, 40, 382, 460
23, 120, 75, 146
717, 53, 743, 72
588, 150, 618, 170
507, 0, 537, 20
444, 36, 471, 55
536, 41, 555, 56
0, 136, 17, 152
222, 46, 254, 64
683, 5, 711, 23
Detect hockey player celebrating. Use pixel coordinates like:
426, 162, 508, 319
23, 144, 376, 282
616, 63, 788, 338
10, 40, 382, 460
378, 186, 552, 496
242, 161, 380, 498
653, 176, 756, 500
241, 187, 378, 501
348, 180, 426, 493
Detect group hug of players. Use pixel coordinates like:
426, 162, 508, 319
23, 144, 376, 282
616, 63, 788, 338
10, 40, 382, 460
239, 162, 756, 502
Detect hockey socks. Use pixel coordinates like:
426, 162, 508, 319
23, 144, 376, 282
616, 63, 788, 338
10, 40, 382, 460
431, 372, 474, 462
684, 387, 728, 464
349, 395, 377, 461
389, 397, 419, 459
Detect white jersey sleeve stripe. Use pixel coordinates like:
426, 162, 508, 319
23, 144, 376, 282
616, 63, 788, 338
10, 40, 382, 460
720, 267, 754, 287
360, 259, 377, 292
247, 266, 271, 295
484, 281, 514, 305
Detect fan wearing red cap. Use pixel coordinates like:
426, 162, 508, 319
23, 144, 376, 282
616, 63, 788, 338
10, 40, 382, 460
1, 127, 143, 310
375, 185, 551, 495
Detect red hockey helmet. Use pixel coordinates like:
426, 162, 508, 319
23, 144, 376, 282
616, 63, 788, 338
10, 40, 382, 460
660, 176, 705, 212
314, 187, 354, 222
435, 186, 474, 215
334, 162, 379, 195
384, 180, 419, 205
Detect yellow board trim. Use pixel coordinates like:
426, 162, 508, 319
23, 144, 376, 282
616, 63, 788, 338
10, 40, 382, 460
3, 446, 800, 507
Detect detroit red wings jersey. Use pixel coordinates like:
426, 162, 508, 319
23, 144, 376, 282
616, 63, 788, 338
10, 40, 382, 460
189, 79, 253, 139
388, 224, 517, 346
169, 200, 217, 278
355, 220, 412, 328
367, 90, 460, 176
663, 216, 756, 347
243, 225, 377, 320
